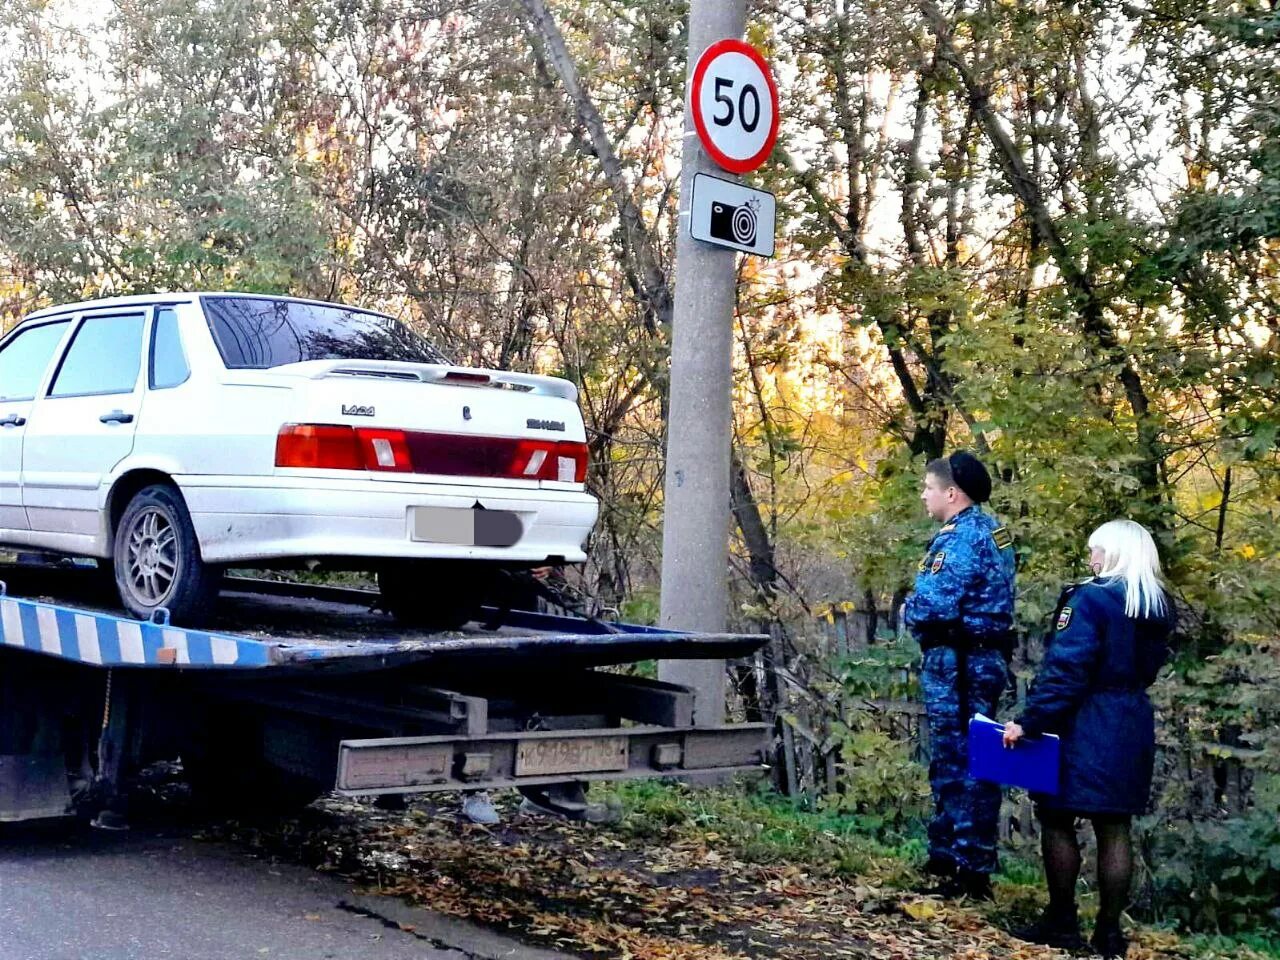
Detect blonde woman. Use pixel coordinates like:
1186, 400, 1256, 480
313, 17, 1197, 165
1003, 520, 1175, 958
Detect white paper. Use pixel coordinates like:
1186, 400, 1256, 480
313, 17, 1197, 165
971, 712, 1058, 740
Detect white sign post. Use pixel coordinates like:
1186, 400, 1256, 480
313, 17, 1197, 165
690, 39, 780, 175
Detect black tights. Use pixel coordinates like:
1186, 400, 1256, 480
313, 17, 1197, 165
1039, 810, 1132, 926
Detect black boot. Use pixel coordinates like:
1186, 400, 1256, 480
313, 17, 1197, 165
922, 855, 956, 877
956, 870, 993, 901
1091, 920, 1128, 958
1012, 904, 1087, 951
911, 855, 956, 892
926, 869, 993, 901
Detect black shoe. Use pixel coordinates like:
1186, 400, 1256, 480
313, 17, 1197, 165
925, 870, 993, 901
1091, 921, 1128, 958
922, 855, 957, 877
910, 856, 956, 891
1012, 906, 1087, 951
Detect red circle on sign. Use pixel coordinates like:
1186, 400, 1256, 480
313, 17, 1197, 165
690, 39, 780, 175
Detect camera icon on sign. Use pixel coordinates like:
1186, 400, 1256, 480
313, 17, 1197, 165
709, 198, 759, 247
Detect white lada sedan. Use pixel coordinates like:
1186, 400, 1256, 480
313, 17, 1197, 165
0, 293, 598, 625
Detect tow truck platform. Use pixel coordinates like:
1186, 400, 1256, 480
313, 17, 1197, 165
0, 563, 769, 822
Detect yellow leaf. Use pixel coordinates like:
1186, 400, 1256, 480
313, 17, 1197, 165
901, 900, 939, 921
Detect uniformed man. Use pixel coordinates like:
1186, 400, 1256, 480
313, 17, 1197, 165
903, 452, 1016, 900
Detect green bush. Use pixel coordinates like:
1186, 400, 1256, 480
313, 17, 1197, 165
1139, 633, 1280, 935
1140, 810, 1280, 933
823, 724, 930, 830
822, 640, 931, 830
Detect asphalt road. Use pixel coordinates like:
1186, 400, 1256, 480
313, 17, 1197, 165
0, 822, 568, 960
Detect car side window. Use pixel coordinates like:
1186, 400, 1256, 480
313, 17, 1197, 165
49, 313, 146, 398
150, 307, 190, 389
0, 320, 71, 402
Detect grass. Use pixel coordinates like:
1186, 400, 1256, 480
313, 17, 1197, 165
601, 778, 923, 884
600, 778, 1280, 960
1179, 932, 1280, 959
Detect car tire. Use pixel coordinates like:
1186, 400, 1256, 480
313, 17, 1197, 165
113, 484, 222, 624
378, 561, 495, 631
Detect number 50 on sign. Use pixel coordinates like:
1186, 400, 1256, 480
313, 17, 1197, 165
690, 39, 780, 175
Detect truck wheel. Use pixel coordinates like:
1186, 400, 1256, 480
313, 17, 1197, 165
378, 562, 494, 630
113, 484, 222, 625
183, 748, 325, 817
180, 710, 326, 818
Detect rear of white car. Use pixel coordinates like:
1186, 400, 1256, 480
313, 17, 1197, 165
0, 293, 598, 624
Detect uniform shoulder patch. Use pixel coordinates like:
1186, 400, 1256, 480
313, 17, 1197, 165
931, 551, 946, 574
1056, 606, 1073, 631
992, 526, 1013, 549
917, 557, 928, 573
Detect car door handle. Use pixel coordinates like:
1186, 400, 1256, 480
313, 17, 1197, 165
0, 414, 26, 427
99, 410, 134, 424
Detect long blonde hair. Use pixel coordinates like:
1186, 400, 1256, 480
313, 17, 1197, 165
1087, 519, 1168, 618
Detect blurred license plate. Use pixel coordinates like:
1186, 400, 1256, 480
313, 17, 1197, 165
411, 507, 521, 547
515, 736, 629, 777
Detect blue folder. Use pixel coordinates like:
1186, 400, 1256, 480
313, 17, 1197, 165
968, 714, 1060, 794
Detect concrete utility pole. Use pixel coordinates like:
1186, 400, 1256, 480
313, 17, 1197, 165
658, 0, 747, 725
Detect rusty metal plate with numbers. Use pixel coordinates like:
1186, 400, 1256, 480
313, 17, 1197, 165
338, 744, 452, 790
515, 736, 628, 777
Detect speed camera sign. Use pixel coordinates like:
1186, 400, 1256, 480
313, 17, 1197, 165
690, 173, 775, 258
690, 39, 780, 174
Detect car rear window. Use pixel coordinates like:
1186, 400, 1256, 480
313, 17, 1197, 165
203, 296, 448, 369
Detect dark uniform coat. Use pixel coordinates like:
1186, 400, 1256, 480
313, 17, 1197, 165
904, 505, 1016, 875
1017, 577, 1175, 816
903, 505, 1016, 640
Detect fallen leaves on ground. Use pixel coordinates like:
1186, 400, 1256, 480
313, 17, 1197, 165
210, 796, 1238, 960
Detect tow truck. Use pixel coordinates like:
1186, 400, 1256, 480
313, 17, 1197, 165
0, 560, 768, 825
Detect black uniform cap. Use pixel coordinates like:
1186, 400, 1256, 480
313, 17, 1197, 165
948, 451, 992, 503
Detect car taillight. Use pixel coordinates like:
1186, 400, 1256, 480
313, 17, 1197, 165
277, 425, 590, 484
275, 424, 363, 470
355, 428, 412, 472
555, 440, 590, 484
508, 439, 589, 483
510, 440, 556, 480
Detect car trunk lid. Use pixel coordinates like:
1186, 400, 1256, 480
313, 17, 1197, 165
272, 361, 588, 488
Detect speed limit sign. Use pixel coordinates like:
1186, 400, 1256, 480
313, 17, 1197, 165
690, 39, 780, 175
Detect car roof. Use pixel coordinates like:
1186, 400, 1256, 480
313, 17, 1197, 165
20, 292, 393, 325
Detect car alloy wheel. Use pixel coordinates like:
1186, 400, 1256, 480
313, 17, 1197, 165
113, 483, 221, 624
124, 506, 178, 606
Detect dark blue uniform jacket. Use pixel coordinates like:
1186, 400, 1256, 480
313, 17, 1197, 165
1018, 577, 1175, 815
904, 505, 1016, 643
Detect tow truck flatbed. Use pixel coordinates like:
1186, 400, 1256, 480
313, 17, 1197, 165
0, 565, 770, 822
0, 578, 765, 673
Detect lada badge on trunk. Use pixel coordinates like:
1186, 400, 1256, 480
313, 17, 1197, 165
527, 418, 565, 432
